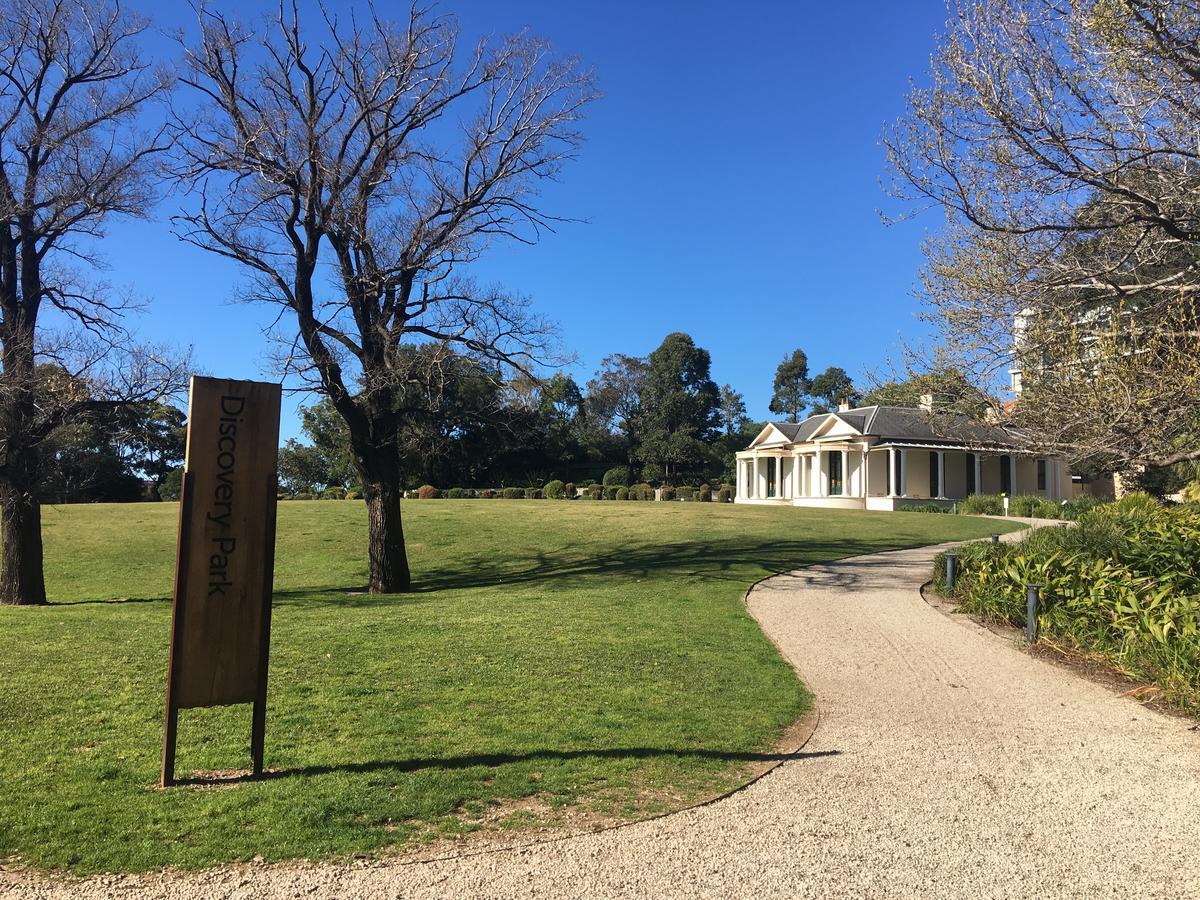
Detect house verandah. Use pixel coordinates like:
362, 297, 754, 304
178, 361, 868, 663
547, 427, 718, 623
734, 405, 1070, 511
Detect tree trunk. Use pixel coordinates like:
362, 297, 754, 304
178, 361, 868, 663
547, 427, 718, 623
0, 474, 47, 605
360, 452, 411, 593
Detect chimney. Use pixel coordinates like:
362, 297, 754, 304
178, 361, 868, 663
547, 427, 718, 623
919, 393, 935, 412
838, 400, 852, 412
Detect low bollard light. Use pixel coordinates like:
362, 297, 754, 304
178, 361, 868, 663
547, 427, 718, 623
1025, 583, 1042, 644
990, 533, 1000, 545
945, 552, 959, 592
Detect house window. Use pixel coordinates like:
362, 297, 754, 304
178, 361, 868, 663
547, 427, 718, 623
766, 457, 777, 498
966, 453, 976, 494
1037, 459, 1047, 492
828, 452, 843, 496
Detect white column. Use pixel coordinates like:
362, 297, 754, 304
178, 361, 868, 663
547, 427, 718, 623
840, 449, 849, 497
974, 454, 982, 496
887, 447, 897, 497
900, 449, 909, 497
936, 450, 946, 499
753, 454, 760, 499
862, 449, 870, 498
792, 455, 799, 500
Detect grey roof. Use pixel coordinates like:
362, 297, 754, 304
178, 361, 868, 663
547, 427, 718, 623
767, 405, 1022, 450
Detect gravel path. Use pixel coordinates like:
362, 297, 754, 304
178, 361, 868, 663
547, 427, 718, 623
9, 538, 1200, 899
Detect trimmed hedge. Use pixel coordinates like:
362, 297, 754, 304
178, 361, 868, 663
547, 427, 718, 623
604, 485, 621, 500
524, 487, 543, 500
717, 487, 732, 503
697, 483, 712, 502
417, 485, 441, 499
543, 479, 566, 500
480, 489, 498, 499
629, 483, 654, 501
959, 493, 1004, 516
615, 487, 629, 501
588, 484, 603, 500
677, 486, 694, 501
321, 487, 347, 500
501, 487, 524, 499
446, 487, 469, 499
564, 482, 576, 499
659, 486, 676, 502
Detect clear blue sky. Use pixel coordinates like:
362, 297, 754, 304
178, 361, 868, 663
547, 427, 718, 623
101, 0, 948, 441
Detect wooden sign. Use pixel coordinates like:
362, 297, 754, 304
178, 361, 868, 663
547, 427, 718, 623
162, 376, 282, 786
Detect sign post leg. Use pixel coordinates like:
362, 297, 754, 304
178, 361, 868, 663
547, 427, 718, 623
161, 704, 179, 788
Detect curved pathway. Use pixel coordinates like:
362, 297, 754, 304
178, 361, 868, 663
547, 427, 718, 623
14, 540, 1200, 898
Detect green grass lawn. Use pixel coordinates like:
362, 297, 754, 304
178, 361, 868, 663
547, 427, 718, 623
0, 500, 1018, 874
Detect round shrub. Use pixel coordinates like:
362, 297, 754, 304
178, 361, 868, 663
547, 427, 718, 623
480, 488, 497, 499
543, 479, 566, 499
626, 483, 649, 501
501, 487, 524, 499
345, 488, 362, 500
677, 486, 694, 501
564, 482, 576, 499
579, 491, 594, 501
603, 466, 632, 486
659, 486, 676, 502
615, 486, 629, 501
604, 485, 622, 500
321, 486, 347, 500
446, 487, 469, 499
588, 484, 604, 499
525, 487, 543, 500
417, 485, 441, 499
697, 483, 712, 502
717, 487, 732, 503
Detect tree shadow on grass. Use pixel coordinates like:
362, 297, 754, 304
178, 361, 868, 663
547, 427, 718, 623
172, 746, 842, 785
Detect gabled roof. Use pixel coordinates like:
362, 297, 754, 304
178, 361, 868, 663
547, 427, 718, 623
755, 405, 1021, 450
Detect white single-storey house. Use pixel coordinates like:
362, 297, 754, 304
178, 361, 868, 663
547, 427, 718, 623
734, 403, 1072, 510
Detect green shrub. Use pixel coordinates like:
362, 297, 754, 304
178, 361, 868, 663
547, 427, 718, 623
579, 492, 594, 501
543, 479, 566, 500
677, 486, 694, 501
933, 498, 1200, 712
697, 483, 712, 502
480, 489, 497, 499
899, 503, 950, 513
615, 487, 629, 501
588, 484, 604, 500
158, 468, 183, 501
1061, 493, 1111, 520
345, 489, 362, 500
524, 487, 543, 500
446, 487, 469, 499
501, 487, 524, 500
659, 486, 676, 502
960, 493, 1004, 516
293, 492, 314, 500
578, 479, 597, 488
321, 487, 347, 500
629, 483, 654, 501
717, 487, 732, 502
417, 485, 441, 499
564, 482, 576, 499
602, 466, 632, 486
604, 485, 621, 500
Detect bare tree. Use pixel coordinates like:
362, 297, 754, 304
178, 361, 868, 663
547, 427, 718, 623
174, 3, 597, 592
0, 0, 183, 605
884, 0, 1200, 470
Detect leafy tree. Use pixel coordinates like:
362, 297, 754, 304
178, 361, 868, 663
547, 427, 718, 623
861, 370, 989, 417
634, 333, 719, 483
884, 0, 1200, 468
808, 367, 859, 414
716, 384, 750, 435
767, 349, 810, 421
582, 354, 648, 472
